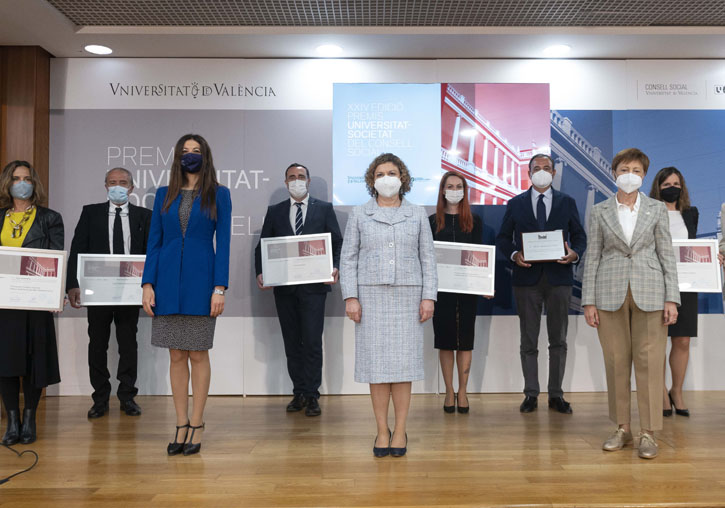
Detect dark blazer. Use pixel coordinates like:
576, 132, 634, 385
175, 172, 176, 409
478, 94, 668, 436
66, 202, 152, 291
495, 188, 587, 287
681, 206, 698, 239
255, 196, 343, 295
142, 186, 232, 316
0, 206, 63, 388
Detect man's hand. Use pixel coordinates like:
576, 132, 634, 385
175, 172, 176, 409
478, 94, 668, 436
664, 302, 678, 326
584, 305, 599, 328
256, 274, 271, 290
324, 268, 339, 285
514, 251, 532, 268
557, 242, 578, 264
68, 288, 82, 309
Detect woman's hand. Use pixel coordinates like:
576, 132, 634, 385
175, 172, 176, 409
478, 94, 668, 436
256, 274, 271, 290
419, 299, 434, 322
345, 297, 361, 323
142, 283, 155, 317
583, 305, 599, 328
663, 301, 678, 326
210, 289, 225, 317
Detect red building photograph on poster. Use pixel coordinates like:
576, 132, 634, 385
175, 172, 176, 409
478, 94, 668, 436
441, 83, 550, 205
679, 245, 712, 263
120, 261, 145, 277
19, 256, 58, 277
298, 239, 327, 257
461, 249, 489, 267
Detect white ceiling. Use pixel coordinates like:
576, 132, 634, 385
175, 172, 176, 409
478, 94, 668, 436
2, 0, 725, 59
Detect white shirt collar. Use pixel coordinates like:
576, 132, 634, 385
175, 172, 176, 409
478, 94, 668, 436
615, 192, 640, 212
531, 187, 553, 200
108, 201, 130, 212
290, 195, 310, 207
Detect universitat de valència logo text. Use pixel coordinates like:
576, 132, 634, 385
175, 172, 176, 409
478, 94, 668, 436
715, 85, 725, 95
109, 82, 277, 98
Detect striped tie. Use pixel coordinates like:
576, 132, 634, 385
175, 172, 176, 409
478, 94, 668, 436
294, 202, 303, 235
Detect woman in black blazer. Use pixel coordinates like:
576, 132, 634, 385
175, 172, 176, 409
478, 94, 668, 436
0, 160, 64, 445
650, 167, 697, 417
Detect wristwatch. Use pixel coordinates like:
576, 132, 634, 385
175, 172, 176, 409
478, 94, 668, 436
213, 288, 225, 296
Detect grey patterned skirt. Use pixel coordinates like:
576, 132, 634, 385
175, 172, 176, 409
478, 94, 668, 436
355, 285, 424, 384
151, 314, 216, 351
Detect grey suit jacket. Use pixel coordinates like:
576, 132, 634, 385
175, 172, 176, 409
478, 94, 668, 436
340, 198, 437, 301
582, 193, 680, 312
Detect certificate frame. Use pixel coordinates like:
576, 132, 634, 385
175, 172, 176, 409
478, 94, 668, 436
434, 241, 496, 297
0, 246, 67, 312
672, 239, 723, 293
520, 230, 566, 263
77, 254, 146, 306
261, 232, 334, 287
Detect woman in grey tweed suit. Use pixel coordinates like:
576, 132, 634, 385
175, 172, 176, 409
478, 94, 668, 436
582, 148, 679, 460
340, 153, 437, 457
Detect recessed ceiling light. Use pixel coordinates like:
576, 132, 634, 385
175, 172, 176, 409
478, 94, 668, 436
542, 44, 571, 58
84, 44, 113, 55
316, 44, 343, 57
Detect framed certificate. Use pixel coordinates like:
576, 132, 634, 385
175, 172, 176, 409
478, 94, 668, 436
672, 239, 723, 293
0, 246, 67, 311
77, 254, 146, 306
261, 233, 334, 287
434, 241, 496, 296
521, 230, 566, 262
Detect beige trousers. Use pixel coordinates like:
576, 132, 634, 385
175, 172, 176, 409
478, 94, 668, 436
597, 288, 667, 431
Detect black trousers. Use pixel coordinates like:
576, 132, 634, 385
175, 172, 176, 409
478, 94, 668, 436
513, 274, 571, 398
87, 306, 140, 404
273, 290, 327, 399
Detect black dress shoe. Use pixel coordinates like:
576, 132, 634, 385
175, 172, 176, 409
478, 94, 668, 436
443, 394, 455, 413
20, 408, 37, 444
520, 396, 538, 413
669, 392, 690, 417
120, 399, 142, 416
305, 397, 321, 417
87, 402, 109, 419
456, 393, 469, 414
548, 397, 573, 414
373, 429, 391, 458
286, 394, 307, 412
390, 432, 408, 457
183, 423, 205, 456
2, 409, 21, 446
167, 422, 189, 456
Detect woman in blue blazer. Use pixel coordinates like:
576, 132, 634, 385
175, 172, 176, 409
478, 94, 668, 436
142, 134, 231, 456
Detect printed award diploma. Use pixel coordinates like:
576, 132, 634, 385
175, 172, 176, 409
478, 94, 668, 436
521, 230, 566, 262
78, 254, 146, 305
0, 246, 67, 311
672, 239, 722, 293
261, 233, 334, 287
434, 241, 495, 296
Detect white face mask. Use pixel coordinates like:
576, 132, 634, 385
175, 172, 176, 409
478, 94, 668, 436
616, 173, 642, 194
445, 189, 464, 204
530, 170, 553, 188
374, 175, 402, 198
287, 180, 308, 199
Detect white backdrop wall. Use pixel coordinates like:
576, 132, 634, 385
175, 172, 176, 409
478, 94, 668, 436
47, 58, 725, 396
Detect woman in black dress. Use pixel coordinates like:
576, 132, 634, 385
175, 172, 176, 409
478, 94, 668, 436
0, 160, 64, 445
429, 171, 483, 413
649, 167, 697, 417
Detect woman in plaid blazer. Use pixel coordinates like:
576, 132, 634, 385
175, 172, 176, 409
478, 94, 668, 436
582, 148, 680, 460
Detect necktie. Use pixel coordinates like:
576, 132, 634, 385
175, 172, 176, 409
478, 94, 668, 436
113, 207, 124, 254
294, 202, 303, 235
537, 194, 547, 230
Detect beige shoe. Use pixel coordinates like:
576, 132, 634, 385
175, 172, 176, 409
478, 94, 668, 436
602, 428, 633, 451
638, 432, 658, 459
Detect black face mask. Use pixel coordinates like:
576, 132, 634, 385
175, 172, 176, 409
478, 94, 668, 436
660, 186, 681, 203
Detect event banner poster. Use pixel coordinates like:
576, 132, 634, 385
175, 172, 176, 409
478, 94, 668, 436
333, 83, 550, 205
332, 83, 441, 205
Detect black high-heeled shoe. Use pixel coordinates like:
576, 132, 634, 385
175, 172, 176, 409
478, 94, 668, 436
167, 422, 189, 455
183, 423, 205, 456
456, 393, 469, 414
373, 429, 391, 457
669, 392, 690, 417
443, 393, 456, 413
390, 432, 407, 458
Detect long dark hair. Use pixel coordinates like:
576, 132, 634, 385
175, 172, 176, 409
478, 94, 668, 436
435, 171, 473, 233
163, 134, 219, 219
649, 166, 691, 211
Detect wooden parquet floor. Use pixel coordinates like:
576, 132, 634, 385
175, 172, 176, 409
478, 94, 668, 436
1, 392, 725, 507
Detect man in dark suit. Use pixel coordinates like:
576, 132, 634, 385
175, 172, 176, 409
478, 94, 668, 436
255, 163, 343, 417
67, 167, 152, 418
496, 154, 587, 414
